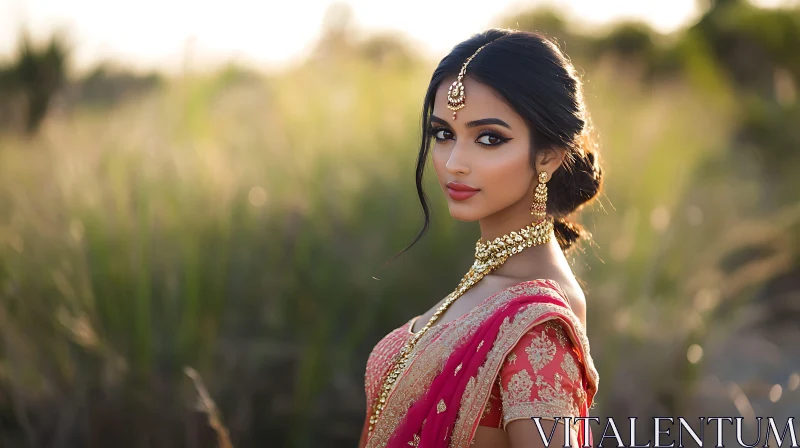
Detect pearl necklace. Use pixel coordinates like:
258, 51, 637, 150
367, 217, 555, 434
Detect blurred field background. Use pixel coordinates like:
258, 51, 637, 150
1, 0, 799, 446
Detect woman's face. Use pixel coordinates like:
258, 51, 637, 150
430, 76, 536, 223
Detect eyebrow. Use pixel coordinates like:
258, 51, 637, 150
430, 115, 512, 130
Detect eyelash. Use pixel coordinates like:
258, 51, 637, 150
428, 127, 511, 148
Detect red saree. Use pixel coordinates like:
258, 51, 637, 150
359, 279, 599, 448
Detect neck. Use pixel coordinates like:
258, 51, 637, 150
478, 208, 543, 241
490, 228, 560, 279
478, 212, 561, 281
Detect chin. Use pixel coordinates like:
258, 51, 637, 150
447, 205, 483, 222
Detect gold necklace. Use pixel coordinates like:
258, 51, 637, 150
367, 217, 554, 434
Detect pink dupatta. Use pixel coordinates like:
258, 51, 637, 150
368, 281, 598, 448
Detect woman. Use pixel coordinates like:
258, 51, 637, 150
359, 29, 603, 448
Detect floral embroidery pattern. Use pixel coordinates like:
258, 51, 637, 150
533, 371, 580, 418
545, 320, 569, 348
361, 280, 599, 448
503, 370, 534, 405
525, 329, 558, 372
450, 290, 598, 446
487, 321, 587, 432
457, 303, 596, 446
560, 351, 581, 383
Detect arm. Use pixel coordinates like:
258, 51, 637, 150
507, 418, 580, 448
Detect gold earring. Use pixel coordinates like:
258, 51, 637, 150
531, 171, 548, 221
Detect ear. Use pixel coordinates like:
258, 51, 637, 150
534, 146, 567, 178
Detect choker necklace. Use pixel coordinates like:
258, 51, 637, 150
367, 217, 555, 434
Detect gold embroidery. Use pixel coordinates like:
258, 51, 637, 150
560, 351, 581, 384
364, 281, 599, 448
481, 398, 492, 419
366, 321, 451, 447
496, 316, 513, 342
525, 329, 557, 372
575, 386, 587, 408
437, 399, 447, 413
476, 340, 484, 351
506, 353, 517, 364
502, 370, 534, 406
500, 365, 581, 431
408, 434, 420, 446
501, 373, 580, 431
454, 362, 462, 376
536, 372, 580, 417
463, 375, 478, 404
450, 295, 600, 448
545, 320, 569, 348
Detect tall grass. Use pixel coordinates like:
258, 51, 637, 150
0, 47, 797, 446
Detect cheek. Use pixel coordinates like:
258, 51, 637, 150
483, 151, 533, 198
431, 147, 446, 178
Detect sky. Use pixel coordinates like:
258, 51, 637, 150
0, 0, 796, 74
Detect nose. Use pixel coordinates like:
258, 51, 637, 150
445, 141, 471, 175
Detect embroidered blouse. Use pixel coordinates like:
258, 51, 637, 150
359, 279, 597, 448
477, 319, 587, 431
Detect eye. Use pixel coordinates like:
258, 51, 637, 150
476, 131, 511, 147
430, 128, 454, 141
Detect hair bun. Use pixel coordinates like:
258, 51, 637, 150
584, 150, 602, 181
581, 150, 603, 192
548, 146, 602, 219
553, 217, 587, 252
547, 137, 602, 253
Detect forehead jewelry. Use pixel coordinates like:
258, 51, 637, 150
447, 42, 493, 120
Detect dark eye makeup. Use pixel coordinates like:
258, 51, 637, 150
428, 126, 512, 148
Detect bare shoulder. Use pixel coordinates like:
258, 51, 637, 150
551, 276, 586, 328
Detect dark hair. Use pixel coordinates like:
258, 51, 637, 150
395, 28, 603, 261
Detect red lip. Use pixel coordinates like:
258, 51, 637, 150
447, 188, 479, 200
446, 182, 480, 201
446, 182, 479, 191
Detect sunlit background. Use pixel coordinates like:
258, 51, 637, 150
0, 0, 713, 73
0, 0, 799, 447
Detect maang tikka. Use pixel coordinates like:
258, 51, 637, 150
447, 42, 493, 120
